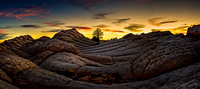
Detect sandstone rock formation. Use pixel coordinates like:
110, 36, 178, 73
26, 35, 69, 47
28, 39, 80, 55
0, 35, 34, 58
0, 28, 199, 89
40, 52, 105, 75
187, 25, 200, 37
53, 29, 97, 49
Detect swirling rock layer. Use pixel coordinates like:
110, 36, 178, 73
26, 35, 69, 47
0, 29, 199, 89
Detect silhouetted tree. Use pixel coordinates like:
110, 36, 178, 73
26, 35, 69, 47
92, 28, 103, 44
92, 36, 99, 42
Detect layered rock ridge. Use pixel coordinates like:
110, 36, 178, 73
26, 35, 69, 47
0, 28, 199, 89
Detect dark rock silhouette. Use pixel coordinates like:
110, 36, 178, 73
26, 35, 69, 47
0, 28, 199, 89
187, 25, 200, 37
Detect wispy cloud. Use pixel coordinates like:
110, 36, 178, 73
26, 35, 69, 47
43, 21, 65, 27
124, 24, 145, 32
112, 18, 131, 24
0, 30, 2, 33
158, 21, 178, 26
66, 26, 92, 30
0, 33, 9, 40
148, 17, 178, 26
93, 24, 109, 28
41, 29, 63, 33
43, 22, 60, 27
0, 26, 12, 29
0, 6, 50, 21
103, 29, 125, 33
92, 12, 114, 19
21, 25, 41, 28
0, 30, 10, 40
111, 30, 125, 33
148, 17, 163, 26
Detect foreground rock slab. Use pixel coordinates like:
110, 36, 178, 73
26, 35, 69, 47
0, 29, 199, 89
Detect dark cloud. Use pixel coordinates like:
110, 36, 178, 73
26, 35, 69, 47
103, 29, 125, 33
92, 12, 114, 19
93, 24, 109, 28
41, 29, 63, 33
120, 0, 194, 2
148, 17, 178, 26
124, 24, 145, 32
60, 0, 158, 10
112, 18, 131, 24
19, 6, 38, 9
21, 25, 41, 28
66, 26, 92, 30
0, 30, 10, 40
112, 30, 125, 33
0, 6, 50, 21
0, 26, 12, 29
158, 21, 178, 26
43, 21, 65, 27
148, 17, 163, 26
61, 0, 110, 10
0, 33, 9, 40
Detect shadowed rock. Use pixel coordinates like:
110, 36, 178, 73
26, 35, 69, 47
40, 52, 105, 73
0, 69, 12, 83
29, 51, 55, 65
0, 45, 17, 56
187, 25, 200, 37
0, 35, 34, 58
0, 80, 19, 89
122, 33, 145, 41
0, 55, 38, 75
29, 39, 80, 55
80, 32, 200, 82
131, 37, 199, 80
0, 29, 199, 88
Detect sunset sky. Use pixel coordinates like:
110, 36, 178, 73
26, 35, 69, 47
0, 0, 200, 42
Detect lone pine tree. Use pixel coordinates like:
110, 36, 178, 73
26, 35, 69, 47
92, 28, 103, 44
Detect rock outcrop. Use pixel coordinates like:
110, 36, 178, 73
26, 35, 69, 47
131, 36, 199, 80
187, 25, 200, 37
28, 39, 80, 55
53, 29, 97, 49
0, 80, 19, 89
0, 28, 199, 89
0, 55, 38, 75
0, 69, 12, 83
40, 52, 105, 75
0, 35, 34, 58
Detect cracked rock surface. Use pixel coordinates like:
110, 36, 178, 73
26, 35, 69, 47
0, 29, 199, 89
